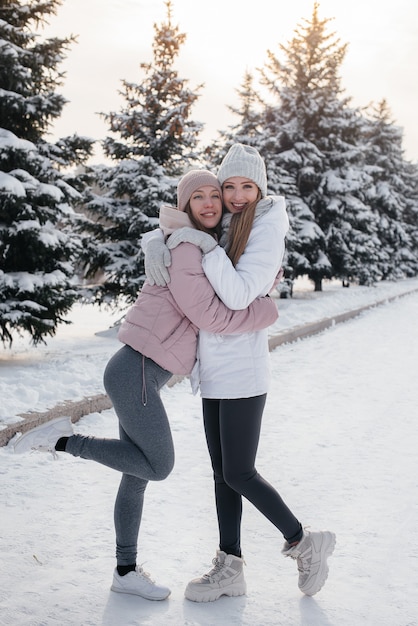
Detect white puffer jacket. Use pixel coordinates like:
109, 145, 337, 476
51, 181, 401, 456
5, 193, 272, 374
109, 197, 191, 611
193, 195, 289, 399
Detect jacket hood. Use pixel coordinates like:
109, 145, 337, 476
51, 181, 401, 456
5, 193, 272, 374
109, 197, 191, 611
159, 204, 194, 236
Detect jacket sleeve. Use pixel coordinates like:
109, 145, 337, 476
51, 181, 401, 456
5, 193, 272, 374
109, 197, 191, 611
202, 198, 289, 309
167, 244, 278, 334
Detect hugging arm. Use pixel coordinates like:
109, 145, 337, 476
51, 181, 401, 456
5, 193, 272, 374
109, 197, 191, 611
167, 244, 278, 333
142, 227, 219, 286
166, 227, 218, 254
201, 199, 289, 309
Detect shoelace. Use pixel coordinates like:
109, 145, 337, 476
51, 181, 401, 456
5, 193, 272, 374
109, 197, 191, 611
203, 557, 224, 582
284, 545, 312, 574
136, 566, 154, 582
296, 551, 312, 575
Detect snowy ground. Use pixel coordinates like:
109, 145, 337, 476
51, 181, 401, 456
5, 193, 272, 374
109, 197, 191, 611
1, 278, 418, 625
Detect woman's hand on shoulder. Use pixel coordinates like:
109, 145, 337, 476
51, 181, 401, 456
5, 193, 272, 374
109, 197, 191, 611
167, 227, 217, 254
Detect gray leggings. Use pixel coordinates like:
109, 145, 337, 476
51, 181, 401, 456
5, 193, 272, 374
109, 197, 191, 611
65, 345, 174, 565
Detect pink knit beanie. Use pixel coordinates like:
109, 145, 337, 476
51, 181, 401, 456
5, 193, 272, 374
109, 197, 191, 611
177, 170, 222, 212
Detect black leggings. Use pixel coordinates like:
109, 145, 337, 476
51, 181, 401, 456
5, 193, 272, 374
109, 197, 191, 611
202, 395, 303, 557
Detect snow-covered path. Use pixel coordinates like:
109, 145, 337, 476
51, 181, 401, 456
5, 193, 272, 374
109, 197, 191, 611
1, 289, 417, 625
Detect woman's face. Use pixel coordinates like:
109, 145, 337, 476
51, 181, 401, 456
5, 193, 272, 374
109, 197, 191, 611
222, 177, 259, 214
189, 185, 222, 230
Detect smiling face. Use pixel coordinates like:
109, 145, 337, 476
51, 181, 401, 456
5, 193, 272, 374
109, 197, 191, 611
221, 176, 260, 214
189, 185, 223, 230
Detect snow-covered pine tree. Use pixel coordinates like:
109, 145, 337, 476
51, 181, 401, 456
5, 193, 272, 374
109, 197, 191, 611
0, 0, 93, 346
79, 0, 203, 305
256, 3, 380, 289
204, 71, 314, 284
362, 99, 418, 280
402, 161, 418, 271
204, 70, 265, 166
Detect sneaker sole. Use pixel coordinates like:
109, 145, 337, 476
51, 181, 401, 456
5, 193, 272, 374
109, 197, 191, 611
110, 584, 170, 601
299, 532, 336, 596
185, 581, 247, 603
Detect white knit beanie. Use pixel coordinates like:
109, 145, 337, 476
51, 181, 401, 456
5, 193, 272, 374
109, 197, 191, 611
217, 143, 267, 197
177, 170, 222, 212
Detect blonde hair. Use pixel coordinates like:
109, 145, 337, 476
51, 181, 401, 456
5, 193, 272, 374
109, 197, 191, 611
226, 189, 262, 266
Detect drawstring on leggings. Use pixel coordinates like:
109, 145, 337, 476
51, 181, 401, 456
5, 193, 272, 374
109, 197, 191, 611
141, 354, 148, 406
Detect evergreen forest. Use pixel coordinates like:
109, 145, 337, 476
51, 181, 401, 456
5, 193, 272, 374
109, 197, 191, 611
1, 0, 417, 344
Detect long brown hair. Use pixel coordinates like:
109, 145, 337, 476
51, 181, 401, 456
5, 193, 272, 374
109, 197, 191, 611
226, 189, 262, 266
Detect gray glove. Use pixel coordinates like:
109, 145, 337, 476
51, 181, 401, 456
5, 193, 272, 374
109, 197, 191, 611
166, 227, 217, 254
144, 237, 172, 286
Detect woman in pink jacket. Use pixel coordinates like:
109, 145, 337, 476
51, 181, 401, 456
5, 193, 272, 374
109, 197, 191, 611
13, 170, 278, 602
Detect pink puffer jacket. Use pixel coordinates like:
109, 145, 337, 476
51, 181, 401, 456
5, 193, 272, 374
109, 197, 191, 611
118, 243, 278, 375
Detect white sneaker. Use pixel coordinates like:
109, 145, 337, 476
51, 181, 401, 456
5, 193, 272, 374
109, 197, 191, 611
111, 566, 171, 600
282, 530, 336, 596
185, 550, 246, 603
13, 416, 73, 456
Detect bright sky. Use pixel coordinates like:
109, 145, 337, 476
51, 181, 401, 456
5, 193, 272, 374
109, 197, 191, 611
43, 0, 418, 163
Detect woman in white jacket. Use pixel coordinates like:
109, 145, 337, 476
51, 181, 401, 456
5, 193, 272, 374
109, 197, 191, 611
146, 144, 335, 602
